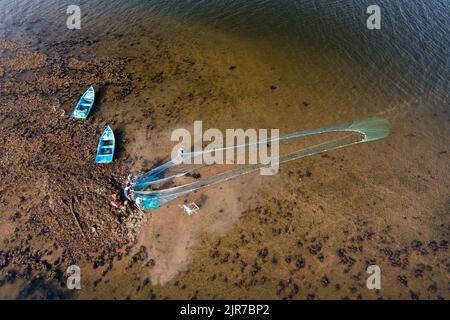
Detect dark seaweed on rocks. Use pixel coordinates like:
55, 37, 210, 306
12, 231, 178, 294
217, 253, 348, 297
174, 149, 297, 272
0, 38, 144, 293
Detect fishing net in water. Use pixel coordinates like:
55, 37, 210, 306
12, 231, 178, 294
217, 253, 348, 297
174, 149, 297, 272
130, 117, 390, 210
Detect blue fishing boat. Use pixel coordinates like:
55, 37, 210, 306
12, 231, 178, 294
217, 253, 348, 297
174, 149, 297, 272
95, 126, 115, 163
71, 86, 95, 119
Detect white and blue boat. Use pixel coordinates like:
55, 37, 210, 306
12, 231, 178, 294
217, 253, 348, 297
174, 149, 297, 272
95, 126, 115, 163
71, 86, 95, 119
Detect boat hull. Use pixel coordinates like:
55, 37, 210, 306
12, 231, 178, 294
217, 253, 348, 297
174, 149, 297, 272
95, 126, 115, 164
71, 86, 95, 119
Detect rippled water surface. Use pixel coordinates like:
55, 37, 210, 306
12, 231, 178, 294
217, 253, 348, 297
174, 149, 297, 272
1, 0, 448, 109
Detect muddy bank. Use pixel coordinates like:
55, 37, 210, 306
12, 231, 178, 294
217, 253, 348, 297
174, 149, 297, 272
0, 27, 245, 298
0, 35, 146, 298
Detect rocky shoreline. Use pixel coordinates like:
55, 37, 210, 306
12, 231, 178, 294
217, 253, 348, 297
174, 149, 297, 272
0, 36, 148, 298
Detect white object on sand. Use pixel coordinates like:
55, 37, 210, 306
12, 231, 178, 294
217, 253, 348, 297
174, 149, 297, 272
179, 202, 199, 216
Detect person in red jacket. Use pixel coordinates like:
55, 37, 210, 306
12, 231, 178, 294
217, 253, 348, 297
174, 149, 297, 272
111, 194, 122, 209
